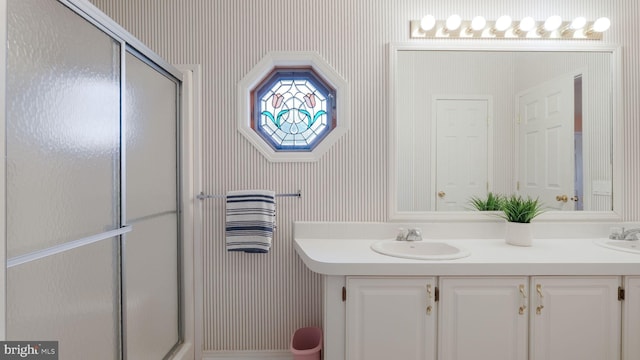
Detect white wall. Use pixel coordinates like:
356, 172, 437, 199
88, 0, 640, 352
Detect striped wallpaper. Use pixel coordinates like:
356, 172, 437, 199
88, 0, 640, 352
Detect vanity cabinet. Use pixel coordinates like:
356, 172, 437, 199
438, 277, 528, 360
346, 276, 622, 360
530, 276, 621, 360
623, 276, 640, 360
345, 277, 437, 360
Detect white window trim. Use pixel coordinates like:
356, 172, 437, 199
238, 51, 350, 162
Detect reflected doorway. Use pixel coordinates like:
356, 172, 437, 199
434, 97, 491, 211
517, 73, 578, 211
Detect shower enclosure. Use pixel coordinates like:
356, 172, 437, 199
2, 0, 184, 358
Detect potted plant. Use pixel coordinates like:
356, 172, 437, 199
499, 195, 545, 246
469, 192, 505, 211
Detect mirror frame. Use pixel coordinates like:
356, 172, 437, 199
387, 41, 623, 222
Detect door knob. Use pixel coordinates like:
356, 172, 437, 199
555, 195, 568, 202
571, 195, 579, 202
437, 191, 446, 198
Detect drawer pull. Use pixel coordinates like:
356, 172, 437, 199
519, 284, 527, 315
536, 284, 544, 315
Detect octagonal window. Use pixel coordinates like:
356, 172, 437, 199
238, 52, 350, 162
238, 52, 351, 161
252, 67, 336, 151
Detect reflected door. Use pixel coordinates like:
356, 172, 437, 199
517, 75, 574, 210
435, 99, 489, 211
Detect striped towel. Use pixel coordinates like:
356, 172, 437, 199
225, 190, 276, 253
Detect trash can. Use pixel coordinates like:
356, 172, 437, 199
290, 326, 322, 360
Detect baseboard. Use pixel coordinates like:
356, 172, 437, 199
202, 350, 292, 360
170, 342, 194, 360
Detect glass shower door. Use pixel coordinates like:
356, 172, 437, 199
5, 0, 122, 358
123, 50, 181, 359
5, 1, 183, 358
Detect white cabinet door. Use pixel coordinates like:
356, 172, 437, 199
346, 277, 437, 360
623, 276, 640, 360
530, 276, 621, 360
438, 277, 528, 360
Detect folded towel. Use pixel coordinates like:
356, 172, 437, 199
225, 190, 276, 253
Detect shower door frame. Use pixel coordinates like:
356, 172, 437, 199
0, 0, 6, 340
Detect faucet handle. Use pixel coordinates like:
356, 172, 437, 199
609, 227, 624, 240
406, 228, 423, 241
395, 228, 407, 241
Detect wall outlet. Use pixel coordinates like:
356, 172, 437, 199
593, 180, 612, 196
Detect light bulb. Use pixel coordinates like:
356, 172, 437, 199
570, 16, 587, 30
544, 15, 563, 31
470, 16, 487, 31
446, 14, 462, 31
592, 17, 611, 32
420, 15, 436, 31
445, 14, 462, 31
495, 15, 512, 32
519, 17, 536, 32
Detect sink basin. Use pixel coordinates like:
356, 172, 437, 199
371, 240, 470, 260
595, 239, 640, 254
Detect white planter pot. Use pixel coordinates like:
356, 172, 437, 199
505, 222, 532, 247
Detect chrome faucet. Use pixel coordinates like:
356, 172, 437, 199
406, 228, 423, 241
395, 227, 423, 241
609, 227, 640, 240
395, 228, 407, 241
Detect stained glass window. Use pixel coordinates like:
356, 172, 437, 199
252, 67, 336, 151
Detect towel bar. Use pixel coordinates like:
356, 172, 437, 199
196, 190, 301, 200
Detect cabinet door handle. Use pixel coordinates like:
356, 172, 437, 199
426, 284, 433, 315
536, 284, 544, 315
518, 284, 527, 315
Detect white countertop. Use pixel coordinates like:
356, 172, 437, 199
293, 222, 640, 276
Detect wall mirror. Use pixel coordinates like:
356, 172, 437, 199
388, 42, 622, 221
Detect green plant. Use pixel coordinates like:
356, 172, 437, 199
499, 195, 545, 223
469, 192, 505, 211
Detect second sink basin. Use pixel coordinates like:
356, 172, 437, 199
371, 240, 470, 260
594, 239, 640, 254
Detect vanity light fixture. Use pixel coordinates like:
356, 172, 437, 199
410, 15, 611, 40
